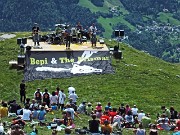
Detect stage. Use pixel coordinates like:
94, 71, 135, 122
26, 39, 109, 51
24, 38, 114, 81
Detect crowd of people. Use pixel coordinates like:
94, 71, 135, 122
0, 81, 180, 135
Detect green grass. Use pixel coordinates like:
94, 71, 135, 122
157, 12, 180, 25
98, 16, 135, 38
0, 33, 180, 135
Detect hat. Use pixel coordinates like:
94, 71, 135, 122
88, 102, 92, 105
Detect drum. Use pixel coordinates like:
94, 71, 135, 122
53, 36, 61, 44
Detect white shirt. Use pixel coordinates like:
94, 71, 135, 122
50, 95, 58, 104
0, 123, 4, 133
68, 93, 78, 103
138, 113, 145, 122
68, 87, 75, 95
64, 108, 75, 119
58, 91, 66, 104
22, 109, 32, 121
131, 107, 138, 115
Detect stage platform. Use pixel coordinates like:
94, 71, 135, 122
26, 39, 109, 51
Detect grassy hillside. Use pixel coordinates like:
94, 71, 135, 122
0, 33, 180, 134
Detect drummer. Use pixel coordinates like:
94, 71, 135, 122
55, 24, 62, 36
76, 22, 83, 43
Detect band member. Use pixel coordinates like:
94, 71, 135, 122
76, 22, 83, 43
55, 24, 62, 36
32, 23, 40, 46
89, 23, 97, 47
65, 28, 71, 49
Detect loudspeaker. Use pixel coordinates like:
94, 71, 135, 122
26, 46, 32, 51
115, 30, 119, 37
120, 30, 124, 37
22, 37, 27, 44
17, 55, 25, 65
17, 38, 22, 44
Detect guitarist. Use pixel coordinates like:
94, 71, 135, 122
32, 23, 40, 46
89, 23, 97, 47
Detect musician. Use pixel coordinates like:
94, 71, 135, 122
32, 23, 40, 46
76, 22, 83, 43
55, 24, 62, 36
89, 23, 97, 47
65, 28, 71, 49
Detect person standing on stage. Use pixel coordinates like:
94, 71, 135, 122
89, 23, 97, 47
20, 80, 26, 103
76, 22, 83, 43
32, 23, 40, 46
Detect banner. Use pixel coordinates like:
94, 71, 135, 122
24, 50, 114, 81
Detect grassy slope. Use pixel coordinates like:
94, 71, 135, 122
157, 12, 180, 25
0, 33, 180, 134
98, 16, 135, 38
79, 0, 132, 38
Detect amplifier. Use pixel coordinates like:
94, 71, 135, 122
17, 55, 25, 65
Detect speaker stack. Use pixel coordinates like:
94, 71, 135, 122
114, 30, 124, 37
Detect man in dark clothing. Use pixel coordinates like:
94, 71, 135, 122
89, 114, 100, 134
43, 89, 50, 107
34, 88, 42, 104
20, 80, 26, 103
32, 23, 40, 46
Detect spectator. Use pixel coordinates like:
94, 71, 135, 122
86, 102, 93, 115
138, 110, 146, 122
96, 102, 102, 112
112, 113, 124, 130
68, 86, 75, 95
24, 98, 31, 107
133, 123, 146, 135
125, 110, 134, 127
118, 103, 126, 116
0, 123, 4, 134
109, 108, 117, 124
100, 111, 110, 125
32, 107, 39, 119
89, 114, 100, 134
42, 88, 50, 107
55, 87, 60, 96
174, 119, 180, 131
0, 102, 8, 118
29, 99, 38, 111
101, 120, 113, 134
170, 106, 178, 120
9, 100, 19, 114
149, 124, 158, 135
131, 105, 138, 119
22, 105, 32, 121
58, 89, 66, 111
38, 106, 46, 123
77, 102, 86, 114
141, 113, 151, 128
68, 91, 78, 104
161, 106, 171, 119
96, 109, 103, 119
19, 80, 26, 103
125, 104, 131, 115
9, 124, 25, 135
64, 104, 80, 120
50, 91, 58, 105
105, 102, 112, 112
34, 88, 42, 104
66, 98, 77, 111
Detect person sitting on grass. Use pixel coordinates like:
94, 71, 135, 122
64, 111, 75, 129
8, 124, 25, 135
38, 106, 46, 124
88, 114, 100, 134
149, 124, 158, 135
0, 102, 8, 118
77, 101, 86, 114
101, 120, 113, 135
22, 105, 32, 121
96, 102, 102, 112
86, 102, 93, 116
133, 123, 146, 135
124, 110, 134, 128
32, 107, 39, 119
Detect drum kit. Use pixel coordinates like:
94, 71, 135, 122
41, 23, 89, 45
